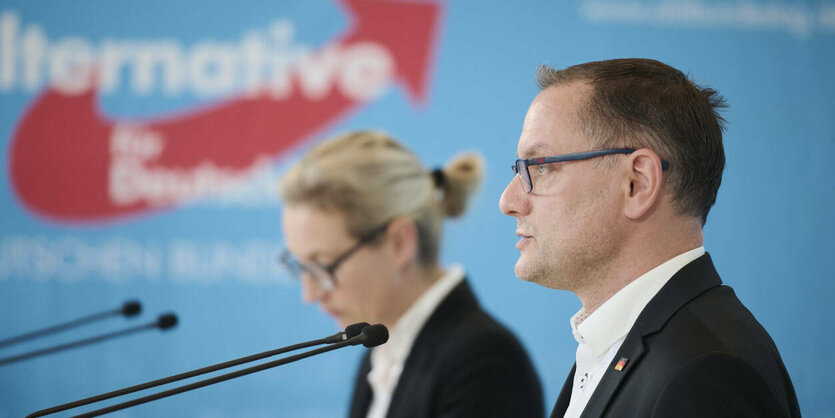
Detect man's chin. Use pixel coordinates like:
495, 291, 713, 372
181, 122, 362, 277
514, 259, 539, 283
515, 258, 562, 289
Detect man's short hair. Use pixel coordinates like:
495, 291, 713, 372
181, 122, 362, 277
537, 58, 727, 225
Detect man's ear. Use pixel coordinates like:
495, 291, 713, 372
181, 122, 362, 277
623, 149, 665, 220
384, 217, 419, 269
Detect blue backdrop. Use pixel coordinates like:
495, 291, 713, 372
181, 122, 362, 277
1, 0, 833, 416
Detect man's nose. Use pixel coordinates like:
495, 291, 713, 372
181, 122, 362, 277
499, 175, 529, 217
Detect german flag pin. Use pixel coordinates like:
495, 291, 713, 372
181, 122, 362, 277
614, 357, 629, 371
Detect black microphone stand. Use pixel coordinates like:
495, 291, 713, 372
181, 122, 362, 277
0, 301, 141, 349
27, 322, 369, 417
1, 313, 175, 367
73, 337, 364, 417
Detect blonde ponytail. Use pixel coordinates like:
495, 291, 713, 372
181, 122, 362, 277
437, 152, 484, 218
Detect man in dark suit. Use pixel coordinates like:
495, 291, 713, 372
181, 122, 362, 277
348, 277, 544, 418
499, 58, 801, 417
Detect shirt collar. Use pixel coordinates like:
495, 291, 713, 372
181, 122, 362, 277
371, 265, 465, 366
570, 247, 705, 357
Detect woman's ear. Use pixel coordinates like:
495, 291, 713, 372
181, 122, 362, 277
384, 217, 419, 269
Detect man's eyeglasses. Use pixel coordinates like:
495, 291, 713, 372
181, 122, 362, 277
511, 148, 670, 193
278, 221, 390, 292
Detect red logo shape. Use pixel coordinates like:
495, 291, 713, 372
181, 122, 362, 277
8, 0, 441, 224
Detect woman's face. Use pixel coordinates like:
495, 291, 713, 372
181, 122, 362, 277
281, 204, 398, 329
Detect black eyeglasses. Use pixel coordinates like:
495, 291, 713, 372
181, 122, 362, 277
278, 221, 390, 291
511, 148, 670, 193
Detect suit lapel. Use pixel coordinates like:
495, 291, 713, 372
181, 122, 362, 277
550, 364, 576, 418
385, 280, 478, 417
576, 253, 723, 417
348, 351, 373, 418
578, 336, 646, 418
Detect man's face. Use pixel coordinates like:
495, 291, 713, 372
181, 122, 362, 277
499, 82, 624, 291
282, 205, 397, 328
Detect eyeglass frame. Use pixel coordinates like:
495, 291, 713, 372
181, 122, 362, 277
278, 221, 391, 292
511, 148, 670, 193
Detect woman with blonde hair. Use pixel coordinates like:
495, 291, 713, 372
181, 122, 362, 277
279, 131, 542, 417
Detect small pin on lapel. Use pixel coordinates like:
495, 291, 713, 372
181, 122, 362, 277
614, 357, 628, 371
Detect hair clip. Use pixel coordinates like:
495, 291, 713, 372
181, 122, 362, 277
431, 168, 446, 188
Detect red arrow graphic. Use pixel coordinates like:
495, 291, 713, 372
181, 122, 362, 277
8, 0, 442, 224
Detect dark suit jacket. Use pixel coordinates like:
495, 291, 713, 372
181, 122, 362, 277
348, 279, 544, 418
550, 254, 801, 418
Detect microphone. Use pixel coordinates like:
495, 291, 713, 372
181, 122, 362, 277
0, 300, 142, 349
356, 323, 389, 347
324, 321, 370, 343
69, 324, 389, 418
26, 322, 370, 417
0, 313, 176, 367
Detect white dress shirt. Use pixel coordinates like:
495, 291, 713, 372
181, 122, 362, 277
563, 247, 705, 418
365, 265, 465, 418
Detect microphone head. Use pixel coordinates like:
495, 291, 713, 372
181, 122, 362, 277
344, 322, 370, 339
360, 324, 388, 348
121, 300, 142, 317
156, 313, 178, 330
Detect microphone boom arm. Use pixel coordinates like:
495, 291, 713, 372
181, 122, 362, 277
0, 301, 141, 349
72, 338, 361, 418
2, 323, 154, 367
26, 323, 369, 417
